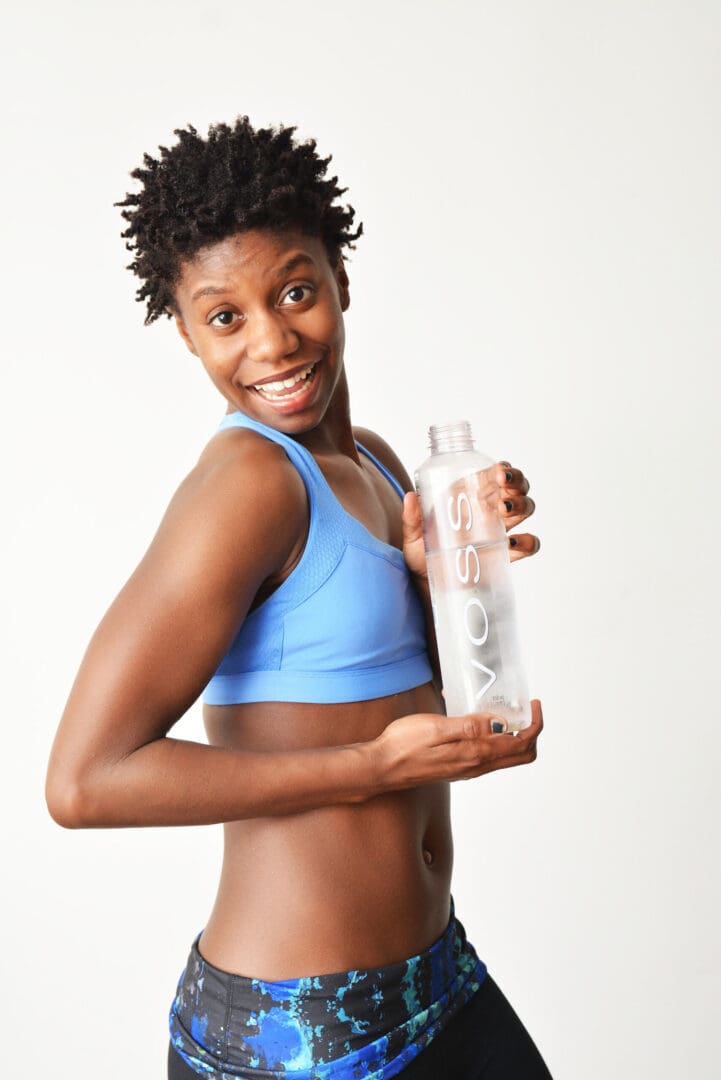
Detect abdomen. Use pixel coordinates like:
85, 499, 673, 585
198, 683, 455, 979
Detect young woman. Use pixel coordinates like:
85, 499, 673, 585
46, 118, 551, 1079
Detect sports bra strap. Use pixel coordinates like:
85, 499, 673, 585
355, 442, 406, 500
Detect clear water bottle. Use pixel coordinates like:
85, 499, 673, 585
414, 420, 531, 732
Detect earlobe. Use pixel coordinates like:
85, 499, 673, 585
171, 311, 199, 357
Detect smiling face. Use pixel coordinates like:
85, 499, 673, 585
172, 228, 351, 438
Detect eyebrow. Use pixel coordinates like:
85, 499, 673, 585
190, 285, 229, 302
190, 253, 317, 304
277, 253, 316, 277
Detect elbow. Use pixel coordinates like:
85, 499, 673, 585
45, 771, 101, 829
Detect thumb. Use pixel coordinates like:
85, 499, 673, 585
402, 491, 424, 543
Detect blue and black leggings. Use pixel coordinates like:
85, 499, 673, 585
167, 899, 553, 1079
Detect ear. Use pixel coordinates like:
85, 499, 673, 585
335, 259, 350, 312
170, 310, 199, 356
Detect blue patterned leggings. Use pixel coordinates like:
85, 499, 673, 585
167, 900, 552, 1079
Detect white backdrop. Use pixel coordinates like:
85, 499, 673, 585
3, 2, 720, 1077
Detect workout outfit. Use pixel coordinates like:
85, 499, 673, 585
167, 411, 553, 1079
202, 412, 433, 706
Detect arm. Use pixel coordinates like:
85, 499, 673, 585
45, 435, 376, 829
46, 431, 543, 831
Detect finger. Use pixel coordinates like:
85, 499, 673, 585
518, 704, 539, 738
467, 703, 543, 772
508, 532, 541, 561
436, 711, 509, 742
436, 700, 542, 744
484, 714, 510, 735
461, 728, 538, 776
402, 491, 424, 544
496, 463, 530, 495
513, 699, 543, 743
499, 494, 536, 528
484, 699, 543, 742
471, 743, 538, 776
474, 700, 543, 746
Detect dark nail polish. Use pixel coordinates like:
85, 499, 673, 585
505, 470, 513, 483
491, 721, 506, 733
504, 500, 513, 512
510, 537, 518, 547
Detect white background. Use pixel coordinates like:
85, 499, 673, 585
3, 2, 720, 1077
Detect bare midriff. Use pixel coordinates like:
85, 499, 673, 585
197, 679, 453, 981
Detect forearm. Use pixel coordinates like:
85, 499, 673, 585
50, 736, 378, 829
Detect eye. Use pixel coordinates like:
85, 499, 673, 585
280, 284, 314, 306
209, 309, 240, 328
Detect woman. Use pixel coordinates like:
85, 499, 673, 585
46, 117, 550, 1079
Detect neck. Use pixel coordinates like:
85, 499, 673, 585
222, 369, 360, 461
294, 369, 359, 461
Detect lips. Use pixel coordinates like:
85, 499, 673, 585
250, 361, 318, 399
247, 359, 322, 414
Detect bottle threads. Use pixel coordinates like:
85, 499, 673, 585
428, 421, 475, 454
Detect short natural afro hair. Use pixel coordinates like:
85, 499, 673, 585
116, 117, 363, 324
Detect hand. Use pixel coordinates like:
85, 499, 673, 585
402, 490, 432, 579
402, 461, 540, 579
497, 461, 540, 562
371, 699, 543, 793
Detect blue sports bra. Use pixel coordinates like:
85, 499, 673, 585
202, 412, 433, 706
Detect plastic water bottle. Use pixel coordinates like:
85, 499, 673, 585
414, 420, 531, 732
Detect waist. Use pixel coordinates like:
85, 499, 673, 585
200, 783, 453, 979
169, 896, 487, 1078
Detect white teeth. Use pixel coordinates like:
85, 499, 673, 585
254, 364, 315, 396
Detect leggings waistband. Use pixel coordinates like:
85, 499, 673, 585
169, 896, 487, 1078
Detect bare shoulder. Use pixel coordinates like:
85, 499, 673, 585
47, 425, 309, 773
145, 423, 309, 588
352, 425, 414, 492
187, 424, 307, 531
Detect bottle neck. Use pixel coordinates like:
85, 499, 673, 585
428, 420, 475, 454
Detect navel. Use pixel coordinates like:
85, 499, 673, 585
422, 847, 434, 866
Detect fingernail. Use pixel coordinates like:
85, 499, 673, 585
504, 500, 513, 512
505, 470, 513, 483
491, 720, 507, 733
510, 537, 518, 547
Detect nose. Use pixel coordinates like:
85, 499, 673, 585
244, 309, 300, 367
